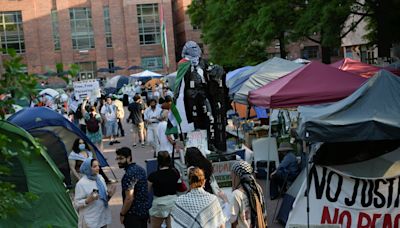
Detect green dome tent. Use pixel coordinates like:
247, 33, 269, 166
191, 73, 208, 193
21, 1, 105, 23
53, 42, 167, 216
0, 121, 77, 227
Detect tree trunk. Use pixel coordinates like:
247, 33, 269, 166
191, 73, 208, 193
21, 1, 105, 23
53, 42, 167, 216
279, 32, 287, 59
321, 46, 331, 64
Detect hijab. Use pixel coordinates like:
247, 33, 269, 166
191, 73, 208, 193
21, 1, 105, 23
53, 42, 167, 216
80, 158, 108, 207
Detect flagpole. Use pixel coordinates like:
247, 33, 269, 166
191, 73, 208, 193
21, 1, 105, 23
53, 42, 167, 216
160, 0, 170, 74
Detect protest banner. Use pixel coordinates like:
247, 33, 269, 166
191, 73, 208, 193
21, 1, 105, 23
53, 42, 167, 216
287, 165, 400, 227
73, 79, 100, 102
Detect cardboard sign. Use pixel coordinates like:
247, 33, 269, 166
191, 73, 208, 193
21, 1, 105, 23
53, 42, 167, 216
73, 79, 100, 101
287, 165, 400, 227
212, 160, 236, 188
186, 130, 208, 155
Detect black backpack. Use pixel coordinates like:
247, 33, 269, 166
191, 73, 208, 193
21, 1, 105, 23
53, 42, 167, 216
86, 113, 100, 133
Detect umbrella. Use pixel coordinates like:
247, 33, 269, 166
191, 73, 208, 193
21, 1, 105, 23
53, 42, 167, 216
110, 66, 124, 71
104, 75, 132, 90
97, 68, 110, 73
127, 65, 143, 70
39, 88, 60, 98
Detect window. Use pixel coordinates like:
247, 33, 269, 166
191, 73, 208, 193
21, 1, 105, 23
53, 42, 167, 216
137, 4, 160, 45
103, 6, 112, 48
70, 8, 95, 49
108, 59, 114, 73
0, 11, 25, 53
142, 56, 163, 70
301, 46, 319, 59
51, 10, 61, 50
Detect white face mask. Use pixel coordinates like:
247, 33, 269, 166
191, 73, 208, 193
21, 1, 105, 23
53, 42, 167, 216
79, 144, 86, 150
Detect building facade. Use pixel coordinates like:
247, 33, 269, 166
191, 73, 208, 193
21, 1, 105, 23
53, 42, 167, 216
0, 0, 177, 78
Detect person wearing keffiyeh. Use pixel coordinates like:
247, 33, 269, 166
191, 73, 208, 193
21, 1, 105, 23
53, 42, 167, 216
171, 167, 226, 228
74, 158, 116, 228
219, 161, 267, 228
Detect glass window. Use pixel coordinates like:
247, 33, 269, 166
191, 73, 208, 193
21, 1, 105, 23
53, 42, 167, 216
76, 61, 97, 79
103, 6, 112, 48
51, 10, 60, 50
0, 11, 25, 53
141, 56, 163, 70
301, 46, 319, 59
70, 8, 95, 49
137, 4, 160, 45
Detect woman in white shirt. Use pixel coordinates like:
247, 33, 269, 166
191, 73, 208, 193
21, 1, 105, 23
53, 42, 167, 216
74, 158, 116, 228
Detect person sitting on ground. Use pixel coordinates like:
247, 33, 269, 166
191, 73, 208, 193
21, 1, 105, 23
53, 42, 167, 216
148, 151, 184, 228
171, 167, 225, 228
74, 158, 116, 228
269, 142, 299, 200
185, 147, 214, 194
219, 161, 267, 228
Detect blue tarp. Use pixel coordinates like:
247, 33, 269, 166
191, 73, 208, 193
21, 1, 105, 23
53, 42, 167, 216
8, 107, 109, 167
226, 66, 252, 84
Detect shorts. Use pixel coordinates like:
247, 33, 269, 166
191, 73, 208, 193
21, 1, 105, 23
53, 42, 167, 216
132, 122, 145, 132
105, 120, 118, 137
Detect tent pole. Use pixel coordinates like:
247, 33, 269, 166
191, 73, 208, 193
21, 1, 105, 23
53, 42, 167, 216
304, 140, 310, 228
233, 102, 240, 147
265, 108, 272, 204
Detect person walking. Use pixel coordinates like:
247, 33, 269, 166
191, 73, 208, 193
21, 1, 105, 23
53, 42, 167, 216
100, 96, 120, 145
171, 167, 225, 228
74, 158, 116, 228
116, 147, 150, 228
113, 95, 125, 137
128, 94, 145, 147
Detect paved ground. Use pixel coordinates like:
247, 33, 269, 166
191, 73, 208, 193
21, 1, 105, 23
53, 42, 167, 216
100, 108, 284, 227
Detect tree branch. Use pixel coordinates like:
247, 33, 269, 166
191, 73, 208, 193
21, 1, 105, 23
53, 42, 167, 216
350, 11, 373, 17
340, 14, 366, 39
306, 36, 321, 44
354, 1, 365, 7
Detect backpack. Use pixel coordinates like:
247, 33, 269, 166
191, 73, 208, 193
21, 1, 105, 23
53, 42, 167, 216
86, 113, 100, 133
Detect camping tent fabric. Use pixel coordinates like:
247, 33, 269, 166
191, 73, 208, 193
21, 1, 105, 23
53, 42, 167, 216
384, 60, 400, 76
248, 61, 367, 108
105, 75, 132, 90
297, 70, 400, 142
0, 121, 77, 227
330, 58, 381, 78
130, 70, 162, 78
226, 66, 253, 85
8, 107, 109, 167
234, 57, 302, 104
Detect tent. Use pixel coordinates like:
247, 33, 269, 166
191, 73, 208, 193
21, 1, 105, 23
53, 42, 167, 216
384, 60, 400, 76
330, 58, 381, 78
104, 75, 132, 90
130, 70, 162, 78
0, 121, 77, 227
298, 70, 400, 143
276, 70, 400, 226
248, 61, 367, 108
234, 57, 302, 104
226, 66, 253, 86
8, 107, 109, 187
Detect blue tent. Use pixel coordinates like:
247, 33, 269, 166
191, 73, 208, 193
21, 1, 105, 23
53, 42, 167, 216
8, 107, 109, 167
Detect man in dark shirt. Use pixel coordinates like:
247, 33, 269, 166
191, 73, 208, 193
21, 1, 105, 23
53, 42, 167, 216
128, 94, 145, 147
116, 147, 150, 228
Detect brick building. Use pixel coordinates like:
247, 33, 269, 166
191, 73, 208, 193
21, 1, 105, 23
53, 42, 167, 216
0, 0, 179, 78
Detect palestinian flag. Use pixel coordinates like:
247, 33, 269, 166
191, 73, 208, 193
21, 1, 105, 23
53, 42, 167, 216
166, 59, 194, 135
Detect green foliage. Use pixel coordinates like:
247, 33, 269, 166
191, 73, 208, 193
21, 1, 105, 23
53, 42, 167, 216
0, 49, 37, 119
0, 48, 41, 219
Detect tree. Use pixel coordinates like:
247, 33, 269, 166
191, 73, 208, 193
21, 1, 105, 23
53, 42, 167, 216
0, 49, 40, 218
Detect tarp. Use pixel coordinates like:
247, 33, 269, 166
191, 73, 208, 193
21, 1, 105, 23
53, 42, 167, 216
0, 121, 77, 227
8, 107, 109, 167
298, 70, 400, 143
248, 61, 367, 108
330, 58, 381, 78
104, 75, 132, 90
234, 57, 302, 104
384, 60, 400, 76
